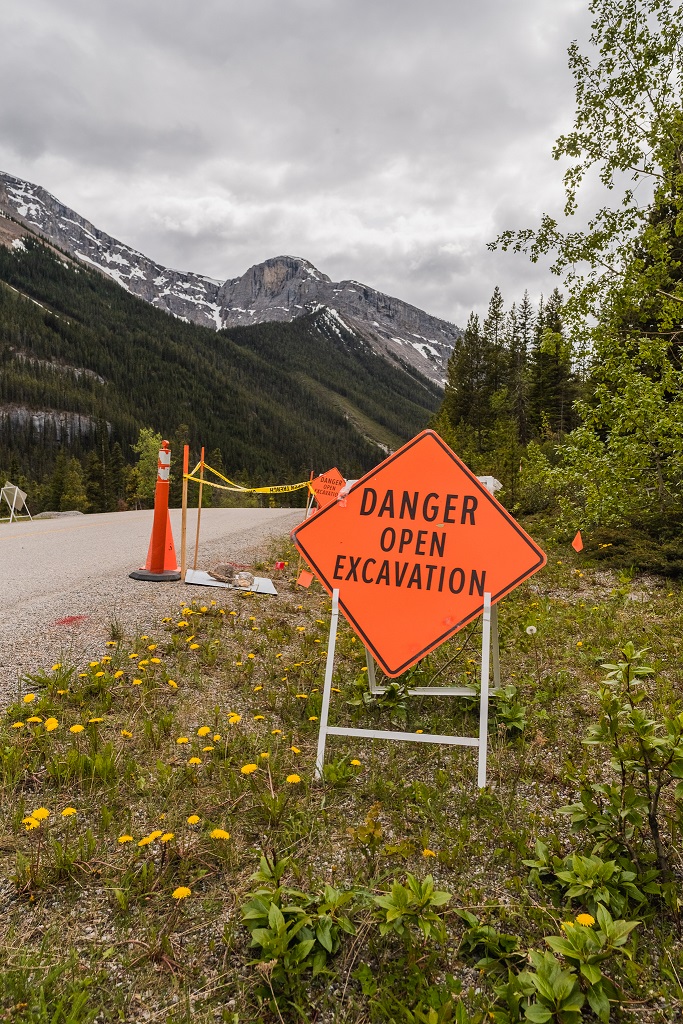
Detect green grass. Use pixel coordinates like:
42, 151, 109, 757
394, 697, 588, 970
0, 534, 681, 1023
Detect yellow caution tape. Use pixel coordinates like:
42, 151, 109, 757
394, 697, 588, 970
184, 461, 313, 495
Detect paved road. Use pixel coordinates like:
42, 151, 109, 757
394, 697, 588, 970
0, 507, 302, 706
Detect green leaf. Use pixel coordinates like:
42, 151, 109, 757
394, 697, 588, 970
524, 1005, 552, 1023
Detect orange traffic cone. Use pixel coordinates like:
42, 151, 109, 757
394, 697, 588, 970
129, 440, 181, 582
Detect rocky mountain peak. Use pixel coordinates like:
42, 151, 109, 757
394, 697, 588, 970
0, 171, 461, 385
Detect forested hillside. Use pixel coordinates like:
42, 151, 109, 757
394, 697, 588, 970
0, 238, 440, 510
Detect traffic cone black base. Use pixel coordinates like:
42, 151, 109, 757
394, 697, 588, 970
129, 569, 181, 582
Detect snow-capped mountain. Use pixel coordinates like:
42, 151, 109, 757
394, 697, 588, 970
0, 172, 460, 385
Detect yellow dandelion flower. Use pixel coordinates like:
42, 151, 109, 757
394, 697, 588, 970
132, 679, 142, 686
286, 774, 302, 784
423, 848, 437, 857
272, 728, 282, 734
150, 657, 161, 664
12, 721, 24, 728
24, 817, 39, 830
176, 736, 189, 744
172, 886, 191, 899
177, 621, 188, 628
576, 913, 595, 927
189, 644, 200, 650
308, 717, 318, 722
241, 763, 258, 775
129, 653, 139, 659
186, 814, 200, 824
296, 693, 308, 699
296, 627, 305, 632
181, 609, 192, 616
229, 610, 237, 616
254, 715, 265, 720
415, 729, 424, 734
331, 687, 341, 693
89, 662, 100, 668
290, 746, 301, 754
44, 717, 58, 732
121, 729, 133, 738
202, 745, 214, 752
27, 716, 42, 723
351, 759, 361, 766
22, 694, 36, 704
78, 672, 87, 677
88, 717, 103, 724
160, 832, 174, 842
228, 714, 242, 725
147, 644, 157, 651
253, 685, 263, 692
275, 653, 283, 658
213, 734, 221, 742
137, 835, 153, 847
197, 726, 211, 737
113, 670, 124, 678
167, 680, 178, 688
70, 724, 84, 733
560, 921, 575, 931
61, 807, 77, 817
188, 757, 202, 765
118, 834, 134, 843
94, 671, 105, 678
260, 752, 270, 759
31, 807, 50, 820
235, 661, 243, 666
52, 663, 62, 671
210, 828, 230, 840
200, 606, 208, 613
101, 656, 112, 663
138, 660, 149, 667
57, 689, 67, 695
22, 815, 38, 826
247, 653, 256, 659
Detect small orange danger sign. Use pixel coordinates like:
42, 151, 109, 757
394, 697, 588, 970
292, 430, 546, 677
310, 467, 345, 509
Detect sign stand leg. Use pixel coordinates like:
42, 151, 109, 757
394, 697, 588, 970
9, 491, 17, 525
491, 602, 500, 690
477, 593, 492, 788
314, 588, 340, 780
365, 647, 379, 693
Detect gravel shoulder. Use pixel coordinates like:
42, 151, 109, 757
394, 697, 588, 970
0, 506, 302, 708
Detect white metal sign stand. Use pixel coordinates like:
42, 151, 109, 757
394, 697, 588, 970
314, 589, 496, 788
0, 482, 32, 524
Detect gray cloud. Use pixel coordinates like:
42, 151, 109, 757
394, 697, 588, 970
0, 0, 591, 326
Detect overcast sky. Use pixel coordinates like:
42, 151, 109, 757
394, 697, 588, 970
1, 0, 591, 327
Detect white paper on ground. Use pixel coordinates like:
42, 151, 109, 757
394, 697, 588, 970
183, 569, 278, 596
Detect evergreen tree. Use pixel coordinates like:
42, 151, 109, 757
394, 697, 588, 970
528, 288, 577, 437
440, 313, 491, 451
60, 457, 89, 512
482, 286, 507, 394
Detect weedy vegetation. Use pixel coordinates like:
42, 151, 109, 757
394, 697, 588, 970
0, 537, 682, 1023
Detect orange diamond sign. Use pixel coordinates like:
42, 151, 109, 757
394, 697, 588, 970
310, 467, 346, 510
292, 430, 546, 677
